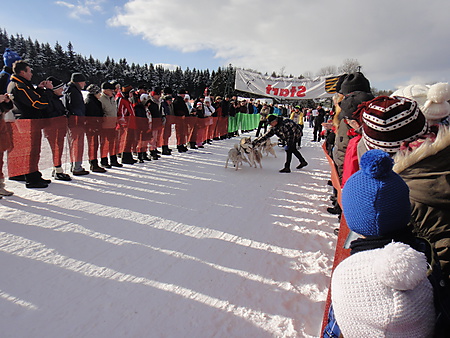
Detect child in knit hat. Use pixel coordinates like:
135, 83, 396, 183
330, 149, 436, 337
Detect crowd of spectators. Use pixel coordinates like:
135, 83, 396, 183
322, 71, 450, 337
1, 48, 331, 195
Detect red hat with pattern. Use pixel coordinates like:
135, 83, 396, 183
360, 96, 428, 154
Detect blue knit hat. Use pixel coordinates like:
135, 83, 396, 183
342, 149, 411, 237
3, 48, 22, 68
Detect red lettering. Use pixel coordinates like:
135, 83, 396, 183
296, 86, 306, 97
290, 86, 297, 97
280, 89, 289, 97
266, 84, 272, 95
273, 88, 279, 95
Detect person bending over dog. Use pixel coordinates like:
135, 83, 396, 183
252, 115, 307, 173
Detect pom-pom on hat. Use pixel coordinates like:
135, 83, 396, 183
331, 242, 435, 337
339, 72, 371, 95
3, 48, 22, 68
342, 149, 411, 237
360, 96, 428, 154
422, 82, 450, 122
392, 83, 450, 124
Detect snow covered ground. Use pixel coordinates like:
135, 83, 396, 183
0, 126, 338, 338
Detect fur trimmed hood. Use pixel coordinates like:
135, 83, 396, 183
393, 125, 450, 174
393, 125, 450, 208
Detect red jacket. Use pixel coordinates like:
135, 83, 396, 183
341, 133, 361, 188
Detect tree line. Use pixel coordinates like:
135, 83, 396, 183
1, 28, 386, 101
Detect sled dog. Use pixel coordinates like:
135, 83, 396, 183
240, 137, 263, 168
225, 144, 249, 170
258, 139, 277, 158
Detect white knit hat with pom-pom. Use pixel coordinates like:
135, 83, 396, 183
422, 82, 450, 122
331, 242, 435, 337
392, 82, 450, 124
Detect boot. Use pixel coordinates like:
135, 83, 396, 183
150, 150, 160, 160
141, 152, 152, 161
121, 152, 136, 164
100, 157, 112, 168
52, 166, 72, 181
279, 167, 291, 173
90, 159, 107, 173
137, 152, 145, 163
0, 178, 14, 196
327, 204, 342, 215
162, 145, 172, 155
189, 142, 198, 149
296, 161, 308, 169
110, 155, 123, 167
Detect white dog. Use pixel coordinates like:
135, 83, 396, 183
225, 144, 249, 170
240, 137, 263, 168
258, 139, 277, 158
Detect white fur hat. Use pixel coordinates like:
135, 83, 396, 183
392, 83, 450, 123
422, 82, 450, 122
331, 242, 435, 337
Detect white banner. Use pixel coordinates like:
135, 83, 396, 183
234, 68, 341, 100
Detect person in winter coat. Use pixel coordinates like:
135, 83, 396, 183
0, 93, 14, 196
42, 76, 71, 181
63, 72, 89, 175
99, 81, 122, 168
146, 88, 163, 159
255, 103, 270, 137
7, 60, 53, 188
329, 149, 436, 338
85, 84, 107, 173
172, 89, 190, 152
388, 85, 450, 290
289, 105, 304, 147
116, 85, 137, 164
332, 72, 374, 179
253, 115, 307, 173
0, 48, 22, 94
312, 105, 326, 142
160, 94, 174, 155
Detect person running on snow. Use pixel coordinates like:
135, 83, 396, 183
253, 115, 308, 173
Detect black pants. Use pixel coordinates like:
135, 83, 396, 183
313, 123, 323, 141
284, 141, 306, 169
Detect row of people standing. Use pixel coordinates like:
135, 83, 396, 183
1, 59, 235, 191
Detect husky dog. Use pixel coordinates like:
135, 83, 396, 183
258, 139, 277, 158
240, 137, 263, 168
225, 144, 249, 170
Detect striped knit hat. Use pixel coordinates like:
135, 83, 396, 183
360, 96, 428, 154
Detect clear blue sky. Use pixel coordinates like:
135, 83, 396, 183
3, 0, 450, 91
